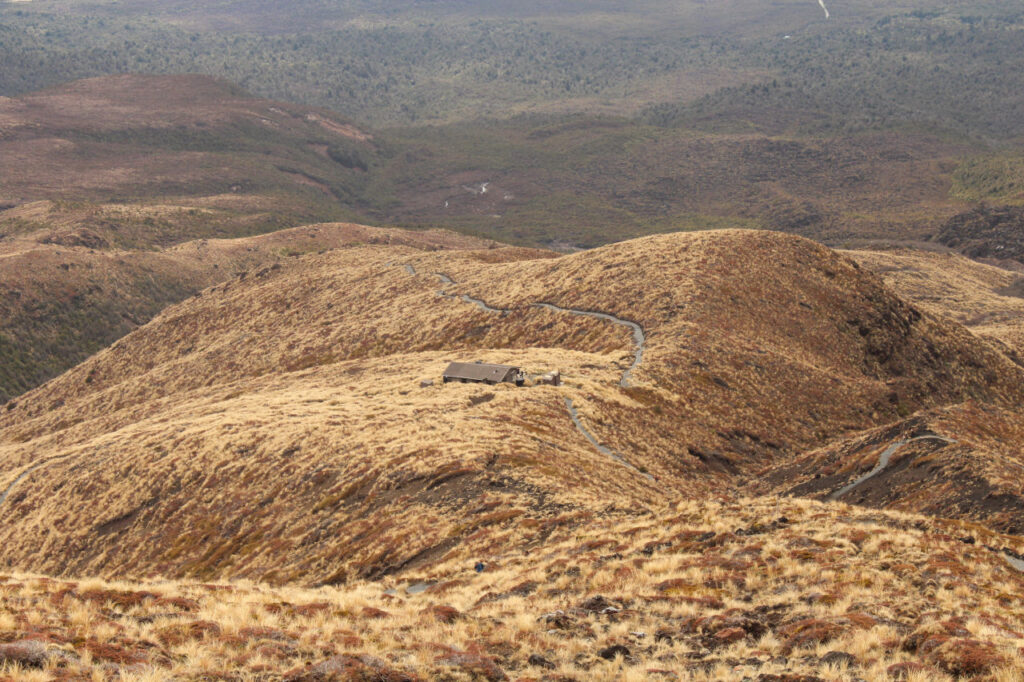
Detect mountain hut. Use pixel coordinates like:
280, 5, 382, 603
442, 362, 525, 386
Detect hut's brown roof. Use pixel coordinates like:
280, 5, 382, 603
443, 362, 519, 382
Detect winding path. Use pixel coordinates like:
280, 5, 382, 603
422, 269, 646, 386
0, 456, 70, 508
565, 398, 653, 480
407, 267, 647, 386
397, 263, 650, 477
432, 272, 510, 315
532, 304, 645, 388
828, 435, 957, 501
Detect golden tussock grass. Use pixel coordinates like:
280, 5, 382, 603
0, 496, 1022, 680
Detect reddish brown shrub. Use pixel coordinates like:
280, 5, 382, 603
930, 638, 1006, 676
360, 607, 390, 619
714, 627, 746, 645
156, 620, 221, 646
778, 619, 845, 653
423, 605, 461, 624
83, 639, 147, 665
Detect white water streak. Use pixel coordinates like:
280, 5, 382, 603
818, 0, 830, 19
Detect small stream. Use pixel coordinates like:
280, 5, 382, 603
829, 435, 956, 501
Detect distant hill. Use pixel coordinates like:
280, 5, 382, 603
2, 227, 1021, 583
848, 247, 1024, 360
0, 74, 381, 226
2, 73, 1019, 255
0, 209, 497, 404
0, 74, 392, 402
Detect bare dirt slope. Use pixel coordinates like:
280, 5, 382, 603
1, 228, 1022, 585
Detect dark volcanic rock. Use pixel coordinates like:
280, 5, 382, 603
935, 205, 1024, 265
819, 650, 856, 667
528, 654, 556, 669
597, 644, 630, 660
0, 641, 51, 668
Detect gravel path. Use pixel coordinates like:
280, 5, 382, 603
399, 264, 650, 476
533, 304, 644, 387
828, 434, 957, 501
0, 456, 69, 509
407, 267, 648, 386
565, 398, 652, 480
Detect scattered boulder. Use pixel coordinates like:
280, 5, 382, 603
0, 640, 50, 668
578, 595, 617, 613
819, 650, 856, 667
284, 654, 419, 681
538, 611, 575, 630
597, 645, 630, 661
527, 654, 556, 670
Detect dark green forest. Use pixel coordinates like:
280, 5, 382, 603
3, 2, 1024, 138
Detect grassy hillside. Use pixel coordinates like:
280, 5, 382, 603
2, 228, 1022, 586
0, 214, 498, 404
1, 496, 1022, 680
0, 74, 382, 221
847, 248, 1024, 357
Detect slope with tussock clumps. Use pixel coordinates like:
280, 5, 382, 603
0, 219, 498, 403
2, 228, 1022, 586
759, 401, 1024, 535
1, 497, 1022, 681
847, 248, 1024, 359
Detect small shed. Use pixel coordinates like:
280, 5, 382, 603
443, 362, 525, 386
